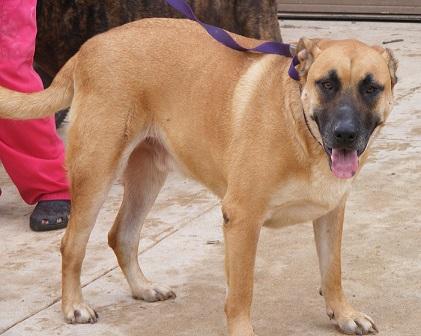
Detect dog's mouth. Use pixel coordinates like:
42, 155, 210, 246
325, 147, 359, 179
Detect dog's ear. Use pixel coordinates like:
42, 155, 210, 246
372, 46, 398, 88
294, 37, 322, 77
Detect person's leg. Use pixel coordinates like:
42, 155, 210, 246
0, 118, 70, 203
0, 0, 70, 230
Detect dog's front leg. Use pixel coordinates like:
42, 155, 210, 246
222, 199, 264, 336
313, 198, 378, 335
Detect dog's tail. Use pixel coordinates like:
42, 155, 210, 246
0, 55, 76, 120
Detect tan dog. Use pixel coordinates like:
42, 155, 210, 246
0, 19, 397, 335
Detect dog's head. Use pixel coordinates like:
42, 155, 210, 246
295, 38, 398, 179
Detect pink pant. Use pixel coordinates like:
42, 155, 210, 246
0, 0, 70, 204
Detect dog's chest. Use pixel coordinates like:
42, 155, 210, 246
265, 165, 353, 227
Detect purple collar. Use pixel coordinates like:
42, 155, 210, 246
165, 0, 300, 81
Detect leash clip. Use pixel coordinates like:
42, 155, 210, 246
289, 44, 297, 57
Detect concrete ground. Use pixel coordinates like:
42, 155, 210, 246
0, 20, 420, 336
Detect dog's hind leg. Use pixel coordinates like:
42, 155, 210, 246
108, 140, 176, 302
61, 97, 143, 324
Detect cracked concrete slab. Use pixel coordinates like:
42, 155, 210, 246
0, 19, 420, 336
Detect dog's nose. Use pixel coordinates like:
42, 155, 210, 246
333, 121, 357, 146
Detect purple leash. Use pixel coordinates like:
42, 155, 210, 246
165, 0, 300, 81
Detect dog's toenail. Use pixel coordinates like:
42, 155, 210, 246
222, 211, 229, 224
74, 310, 81, 319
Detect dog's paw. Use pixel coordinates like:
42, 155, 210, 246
64, 302, 98, 324
132, 283, 176, 302
327, 305, 378, 335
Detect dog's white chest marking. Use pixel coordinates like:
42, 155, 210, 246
266, 162, 353, 227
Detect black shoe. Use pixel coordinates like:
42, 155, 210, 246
30, 200, 70, 232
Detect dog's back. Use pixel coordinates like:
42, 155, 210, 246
35, 0, 281, 78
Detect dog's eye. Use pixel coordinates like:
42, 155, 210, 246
321, 81, 334, 91
365, 85, 378, 95
316, 73, 340, 98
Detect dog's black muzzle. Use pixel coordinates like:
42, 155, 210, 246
317, 104, 368, 156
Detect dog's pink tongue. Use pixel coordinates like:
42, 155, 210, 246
331, 149, 359, 179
